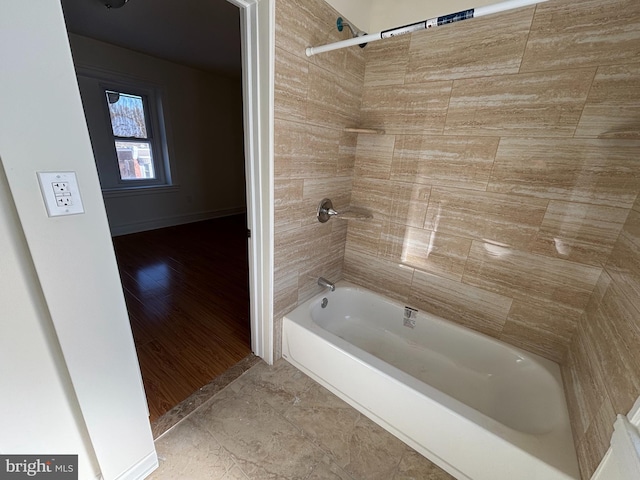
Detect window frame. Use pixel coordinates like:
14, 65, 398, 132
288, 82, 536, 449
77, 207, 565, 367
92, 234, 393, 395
105, 89, 156, 182
100, 80, 170, 190
76, 69, 174, 193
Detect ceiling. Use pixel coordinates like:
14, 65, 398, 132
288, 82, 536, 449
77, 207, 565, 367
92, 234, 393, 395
60, 0, 242, 77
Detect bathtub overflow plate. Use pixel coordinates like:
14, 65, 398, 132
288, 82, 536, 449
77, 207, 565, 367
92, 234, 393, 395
403, 306, 417, 328
321, 297, 328, 308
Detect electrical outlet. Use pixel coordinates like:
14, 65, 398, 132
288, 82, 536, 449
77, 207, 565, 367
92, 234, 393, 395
37, 171, 85, 217
56, 196, 72, 207
52, 182, 69, 194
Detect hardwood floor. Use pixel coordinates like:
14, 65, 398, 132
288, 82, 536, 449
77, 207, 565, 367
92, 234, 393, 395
112, 215, 251, 422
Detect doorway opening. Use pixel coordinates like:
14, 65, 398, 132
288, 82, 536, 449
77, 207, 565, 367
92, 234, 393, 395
111, 216, 252, 421
61, 0, 254, 422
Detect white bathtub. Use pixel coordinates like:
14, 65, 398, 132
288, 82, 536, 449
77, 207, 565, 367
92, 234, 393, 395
282, 282, 580, 480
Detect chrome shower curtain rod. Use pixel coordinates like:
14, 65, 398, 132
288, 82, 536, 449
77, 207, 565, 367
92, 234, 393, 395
305, 0, 548, 57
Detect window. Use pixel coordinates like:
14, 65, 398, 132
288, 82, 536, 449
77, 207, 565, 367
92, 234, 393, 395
76, 72, 172, 192
105, 90, 156, 182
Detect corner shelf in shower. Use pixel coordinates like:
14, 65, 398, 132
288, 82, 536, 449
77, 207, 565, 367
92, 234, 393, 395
344, 127, 386, 135
333, 208, 373, 220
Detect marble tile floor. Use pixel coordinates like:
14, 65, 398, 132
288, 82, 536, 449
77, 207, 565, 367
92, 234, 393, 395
149, 359, 455, 480
150, 355, 262, 439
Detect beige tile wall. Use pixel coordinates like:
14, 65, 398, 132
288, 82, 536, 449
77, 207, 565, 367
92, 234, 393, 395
344, 0, 640, 365
563, 193, 640, 477
350, 0, 640, 476
273, 0, 364, 358
274, 0, 640, 476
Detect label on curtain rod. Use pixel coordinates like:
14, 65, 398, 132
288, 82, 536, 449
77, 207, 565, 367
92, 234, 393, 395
437, 9, 475, 26
381, 8, 476, 39
381, 21, 427, 38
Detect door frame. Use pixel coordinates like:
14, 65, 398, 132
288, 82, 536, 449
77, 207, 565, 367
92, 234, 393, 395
228, 0, 274, 364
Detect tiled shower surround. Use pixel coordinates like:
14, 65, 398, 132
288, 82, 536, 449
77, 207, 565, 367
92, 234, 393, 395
273, 0, 640, 477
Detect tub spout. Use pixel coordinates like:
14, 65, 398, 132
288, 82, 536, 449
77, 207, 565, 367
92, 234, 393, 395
318, 277, 335, 292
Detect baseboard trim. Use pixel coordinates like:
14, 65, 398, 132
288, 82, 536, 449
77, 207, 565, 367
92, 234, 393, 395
110, 207, 247, 236
112, 451, 158, 480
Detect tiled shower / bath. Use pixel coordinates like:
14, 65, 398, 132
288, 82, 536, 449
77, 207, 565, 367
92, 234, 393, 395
272, 0, 640, 477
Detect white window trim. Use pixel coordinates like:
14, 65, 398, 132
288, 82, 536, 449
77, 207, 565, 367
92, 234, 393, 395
76, 67, 175, 193
103, 85, 168, 187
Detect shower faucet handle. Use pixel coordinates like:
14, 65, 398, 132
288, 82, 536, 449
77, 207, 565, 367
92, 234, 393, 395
317, 198, 373, 223
317, 198, 338, 223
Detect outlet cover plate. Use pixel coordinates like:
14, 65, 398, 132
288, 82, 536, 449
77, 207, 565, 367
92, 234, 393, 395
37, 171, 85, 217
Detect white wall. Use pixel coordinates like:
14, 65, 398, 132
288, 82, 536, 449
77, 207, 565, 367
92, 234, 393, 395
0, 2, 156, 478
0, 170, 100, 478
325, 0, 499, 33
322, 0, 372, 31
69, 34, 246, 236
